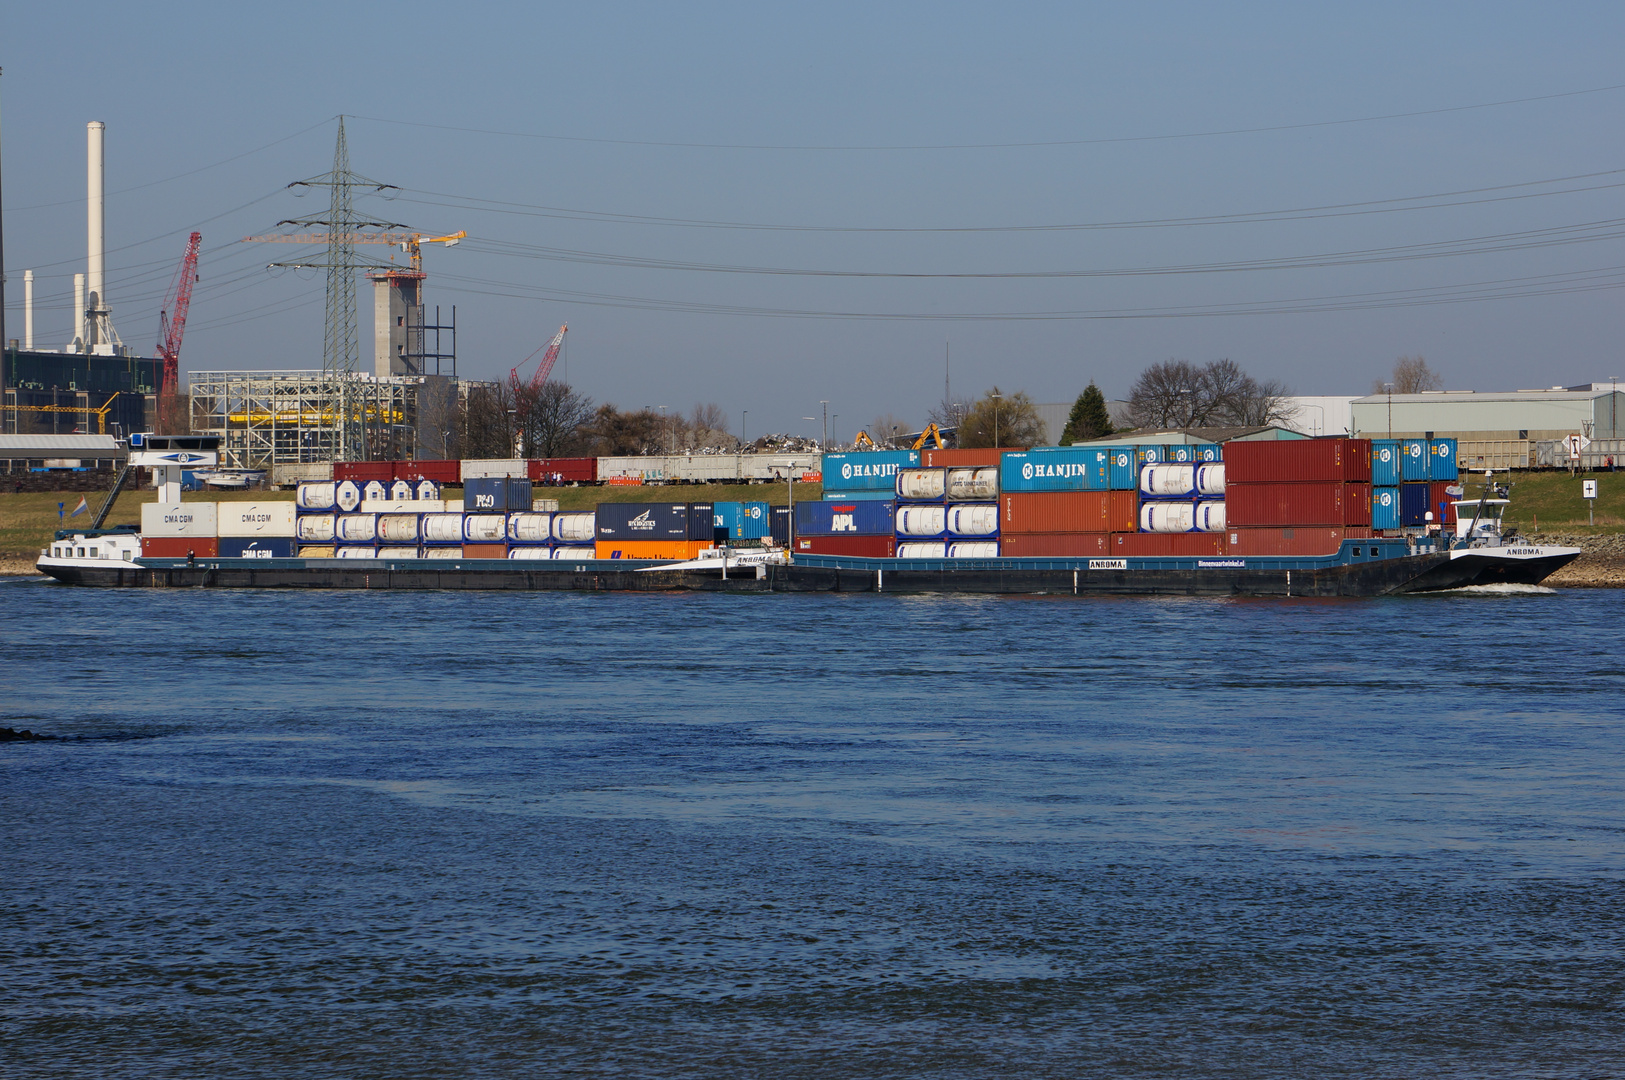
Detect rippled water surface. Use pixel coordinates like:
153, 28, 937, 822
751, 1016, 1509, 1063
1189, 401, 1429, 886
3, 580, 1624, 1078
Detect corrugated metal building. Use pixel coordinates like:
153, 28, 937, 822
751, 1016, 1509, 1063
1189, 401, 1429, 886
0, 434, 125, 472
1350, 386, 1624, 467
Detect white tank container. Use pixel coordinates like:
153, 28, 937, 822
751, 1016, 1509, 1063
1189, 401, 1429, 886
946, 503, 999, 537
552, 513, 596, 542
335, 514, 378, 543
507, 512, 553, 543
896, 541, 947, 558
1140, 464, 1196, 498
508, 547, 553, 560
426, 546, 462, 559
294, 514, 336, 542
1196, 463, 1226, 496
1139, 502, 1196, 533
463, 514, 507, 543
947, 541, 999, 558
336, 546, 377, 559
296, 482, 338, 511
420, 513, 464, 544
1194, 501, 1226, 532
335, 480, 362, 513
896, 468, 947, 501
946, 467, 998, 501
376, 514, 421, 543
895, 504, 947, 536
362, 480, 388, 502
552, 546, 596, 559
416, 480, 440, 500
377, 546, 421, 559
389, 480, 413, 501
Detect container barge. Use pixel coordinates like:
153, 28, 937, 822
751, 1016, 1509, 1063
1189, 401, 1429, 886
34, 435, 1579, 596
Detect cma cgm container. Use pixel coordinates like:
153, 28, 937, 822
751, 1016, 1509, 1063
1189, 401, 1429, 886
141, 501, 218, 538
528, 457, 597, 484
1372, 487, 1401, 530
217, 502, 296, 537
1226, 483, 1373, 527
821, 450, 919, 494
794, 534, 896, 558
1000, 491, 1137, 534
796, 500, 895, 536
464, 477, 533, 512
1000, 448, 1107, 493
218, 537, 298, 559
1371, 440, 1401, 486
1225, 439, 1372, 484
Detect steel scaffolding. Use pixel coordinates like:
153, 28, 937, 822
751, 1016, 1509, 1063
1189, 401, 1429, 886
189, 370, 429, 469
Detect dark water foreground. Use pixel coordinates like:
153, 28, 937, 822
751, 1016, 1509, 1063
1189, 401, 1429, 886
2, 580, 1623, 1078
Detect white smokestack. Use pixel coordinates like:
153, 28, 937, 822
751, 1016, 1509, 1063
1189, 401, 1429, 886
23, 270, 33, 350
73, 273, 85, 352
85, 121, 120, 355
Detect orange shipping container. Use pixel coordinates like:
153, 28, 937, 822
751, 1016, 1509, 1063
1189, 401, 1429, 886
999, 533, 1110, 557
922, 448, 1006, 468
1110, 532, 1224, 557
1000, 490, 1137, 534
462, 543, 509, 559
594, 540, 710, 560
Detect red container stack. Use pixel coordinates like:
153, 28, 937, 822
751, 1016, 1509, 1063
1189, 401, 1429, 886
1222, 439, 1371, 484
1225, 483, 1372, 528
1225, 439, 1373, 547
333, 461, 394, 484
999, 533, 1110, 558
394, 460, 460, 484
1001, 491, 1138, 536
528, 457, 597, 484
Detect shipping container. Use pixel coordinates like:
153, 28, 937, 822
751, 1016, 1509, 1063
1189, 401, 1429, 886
945, 466, 999, 501
141, 536, 220, 559
531, 498, 560, 513
527, 457, 597, 484
1400, 482, 1431, 527
1429, 439, 1459, 481
462, 514, 508, 543
999, 490, 1137, 534
461, 543, 509, 559
896, 504, 948, 537
552, 547, 596, 560
295, 481, 361, 513
551, 512, 596, 543
421, 513, 464, 544
1226, 482, 1373, 527
922, 448, 1003, 468
1136, 445, 1169, 467
141, 501, 218, 538
1370, 440, 1401, 486
1112, 532, 1224, 557
895, 541, 947, 558
416, 480, 442, 500
1140, 464, 1197, 499
1194, 443, 1223, 463
687, 503, 715, 541
1140, 501, 1195, 533
423, 546, 462, 559
793, 534, 896, 558
1224, 438, 1373, 484
1000, 447, 1109, 493
1429, 481, 1460, 524
216, 537, 298, 559
771, 505, 791, 544
946, 503, 999, 537
1227, 526, 1369, 557
714, 501, 772, 540
1166, 444, 1198, 463
376, 514, 421, 544
217, 502, 296, 537
294, 514, 336, 542
393, 459, 460, 484
297, 545, 336, 558
594, 502, 691, 540
594, 539, 710, 560
333, 461, 392, 484
506, 512, 553, 544
817, 489, 895, 501
334, 514, 378, 543
1197, 464, 1226, 496
947, 541, 1000, 559
796, 500, 895, 536
460, 458, 528, 480
1107, 448, 1138, 490
896, 468, 947, 501
821, 450, 920, 492
1372, 487, 1401, 530
389, 480, 413, 501
463, 477, 532, 512
362, 480, 389, 503
1400, 439, 1429, 482
377, 547, 421, 559
998, 532, 1109, 557
1194, 502, 1226, 532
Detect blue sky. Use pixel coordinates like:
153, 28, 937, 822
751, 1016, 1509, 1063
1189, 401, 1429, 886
4, 2, 1624, 438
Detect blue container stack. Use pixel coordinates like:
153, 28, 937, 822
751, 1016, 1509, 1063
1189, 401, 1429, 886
1107, 447, 1139, 490
1000, 448, 1107, 493
713, 501, 772, 542
821, 450, 920, 501
1429, 438, 1458, 481
1371, 486, 1401, 530
894, 466, 948, 549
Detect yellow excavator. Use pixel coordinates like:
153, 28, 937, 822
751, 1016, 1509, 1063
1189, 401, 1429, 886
851, 423, 946, 450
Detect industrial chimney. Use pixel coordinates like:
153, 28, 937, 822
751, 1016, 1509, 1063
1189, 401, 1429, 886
85, 121, 120, 355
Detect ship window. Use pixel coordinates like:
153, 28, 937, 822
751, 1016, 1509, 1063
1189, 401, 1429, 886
77, 547, 86, 557
122, 551, 133, 561
88, 547, 99, 558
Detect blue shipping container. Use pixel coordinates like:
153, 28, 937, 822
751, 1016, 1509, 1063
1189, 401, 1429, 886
796, 499, 896, 536
1400, 439, 1429, 482
1194, 444, 1223, 463
1429, 438, 1458, 481
999, 448, 1108, 493
1371, 440, 1401, 486
595, 502, 691, 540
1166, 444, 1197, 464
771, 505, 791, 544
1372, 487, 1401, 530
1137, 445, 1168, 466
820, 489, 895, 501
714, 501, 771, 539
464, 477, 534, 512
1107, 447, 1138, 490
821, 450, 920, 492
219, 537, 298, 559
1400, 483, 1432, 526
687, 502, 714, 541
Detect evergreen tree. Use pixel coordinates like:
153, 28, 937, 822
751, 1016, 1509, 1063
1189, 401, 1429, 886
1060, 382, 1114, 444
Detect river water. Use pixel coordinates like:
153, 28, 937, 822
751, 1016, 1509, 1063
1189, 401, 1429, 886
3, 580, 1623, 1078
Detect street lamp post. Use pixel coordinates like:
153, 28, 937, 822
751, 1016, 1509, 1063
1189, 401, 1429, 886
819, 400, 829, 452
991, 392, 1002, 448
803, 417, 818, 453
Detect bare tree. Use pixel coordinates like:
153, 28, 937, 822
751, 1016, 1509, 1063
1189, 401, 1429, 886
687, 402, 737, 450
517, 381, 595, 458
1375, 355, 1443, 395
1127, 359, 1290, 429
584, 405, 666, 456
867, 413, 913, 447
415, 378, 462, 460
462, 382, 516, 459
958, 387, 1046, 448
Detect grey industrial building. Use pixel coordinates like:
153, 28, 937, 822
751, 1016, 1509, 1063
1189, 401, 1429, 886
1350, 385, 1624, 469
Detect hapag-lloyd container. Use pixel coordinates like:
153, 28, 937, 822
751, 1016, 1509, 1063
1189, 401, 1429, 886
1225, 438, 1373, 484
794, 534, 896, 558
141, 501, 218, 538
822, 450, 920, 493
334, 514, 378, 543
946, 503, 999, 537
552, 512, 596, 543
1372, 487, 1401, 530
217, 502, 296, 537
464, 477, 534, 512
1000, 448, 1108, 493
946, 467, 998, 501
595, 539, 709, 560
294, 514, 336, 542
376, 514, 421, 544
796, 500, 895, 536
1371, 440, 1401, 486
999, 491, 1138, 534
895, 504, 948, 537
421, 513, 464, 544
1226, 482, 1373, 527
896, 468, 947, 502
922, 448, 1003, 468
998, 533, 1109, 557
506, 512, 553, 544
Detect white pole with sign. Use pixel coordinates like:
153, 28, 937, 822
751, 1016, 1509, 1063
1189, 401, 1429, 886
1584, 478, 1598, 526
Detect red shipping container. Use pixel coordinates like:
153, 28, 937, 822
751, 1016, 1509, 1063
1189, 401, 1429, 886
998, 533, 1110, 557
1111, 532, 1224, 557
1224, 438, 1372, 484
1227, 527, 1372, 556
394, 460, 460, 484
1000, 490, 1137, 534
793, 535, 896, 558
461, 543, 509, 559
333, 461, 394, 483
141, 537, 220, 559
922, 448, 1006, 468
528, 457, 598, 483
1428, 481, 1459, 524
1225, 482, 1372, 527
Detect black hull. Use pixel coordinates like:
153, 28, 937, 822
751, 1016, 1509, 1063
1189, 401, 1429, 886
36, 551, 1470, 597
1387, 550, 1581, 592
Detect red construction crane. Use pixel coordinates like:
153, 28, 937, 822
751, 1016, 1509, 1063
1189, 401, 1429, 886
509, 323, 569, 411
156, 231, 202, 408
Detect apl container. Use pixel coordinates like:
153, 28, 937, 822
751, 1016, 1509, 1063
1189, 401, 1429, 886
376, 514, 421, 544
1000, 448, 1109, 493
796, 500, 895, 536
822, 450, 920, 493
1140, 501, 1196, 533
294, 514, 336, 542
218, 537, 297, 559
947, 541, 1000, 558
896, 541, 948, 559
552, 513, 597, 543
896, 468, 947, 501
334, 514, 378, 543
506, 512, 553, 544
1372, 487, 1401, 530
945, 467, 999, 501
217, 502, 296, 537
1400, 439, 1429, 482
141, 502, 218, 538
1371, 440, 1401, 486
946, 503, 999, 537
463, 514, 508, 543
1225, 439, 1373, 484
895, 505, 948, 537
1429, 438, 1459, 481
421, 513, 464, 544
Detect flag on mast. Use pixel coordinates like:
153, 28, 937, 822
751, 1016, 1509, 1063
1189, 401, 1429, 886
70, 496, 89, 517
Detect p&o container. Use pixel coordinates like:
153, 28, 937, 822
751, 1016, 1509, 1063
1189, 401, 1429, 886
464, 477, 533, 513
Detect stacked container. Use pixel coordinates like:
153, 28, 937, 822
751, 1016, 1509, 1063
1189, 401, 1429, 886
1223, 438, 1373, 556
140, 502, 220, 558
713, 501, 772, 543
892, 466, 949, 557
217, 502, 297, 559
821, 450, 920, 501
294, 480, 361, 557
1137, 462, 1226, 534
794, 500, 896, 557
594, 502, 714, 559
996, 446, 1126, 557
